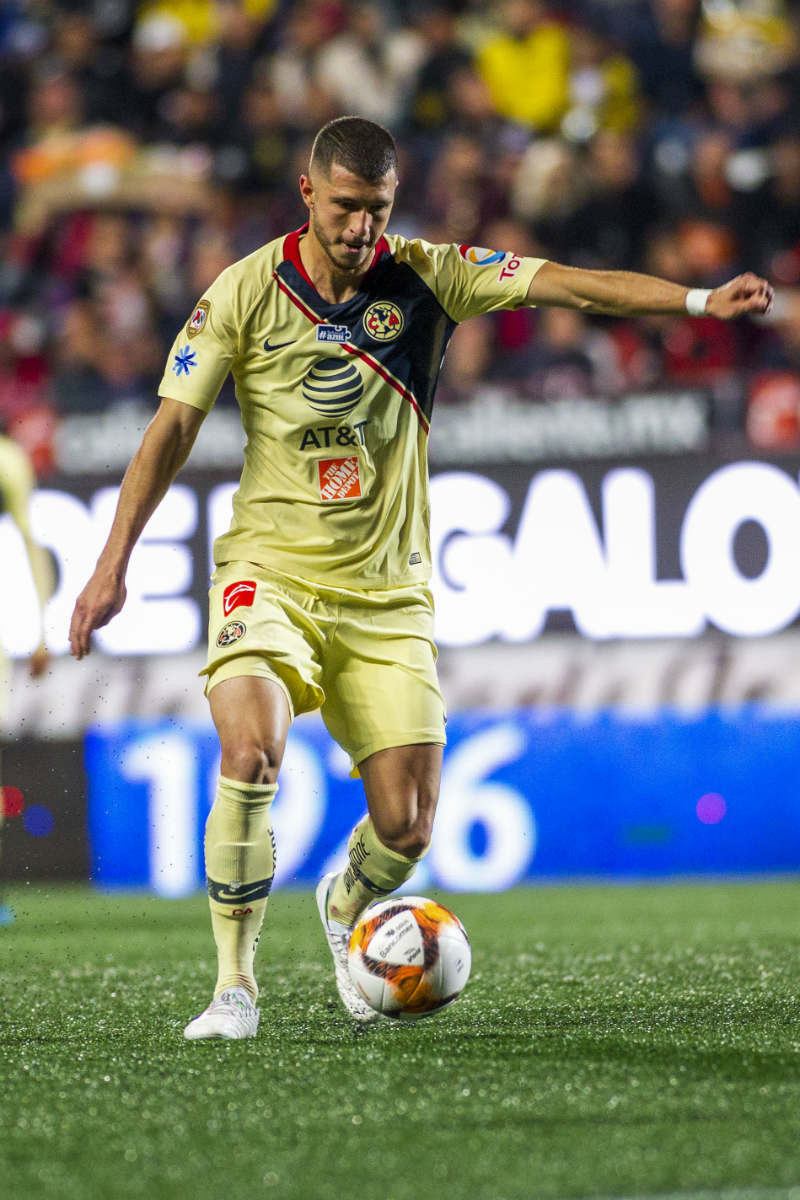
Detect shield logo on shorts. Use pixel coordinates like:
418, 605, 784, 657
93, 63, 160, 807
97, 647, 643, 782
217, 619, 246, 647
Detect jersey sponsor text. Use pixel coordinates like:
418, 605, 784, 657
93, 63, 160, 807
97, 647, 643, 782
318, 457, 362, 501
299, 421, 369, 450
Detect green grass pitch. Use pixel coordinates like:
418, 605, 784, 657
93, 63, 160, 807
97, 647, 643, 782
2, 881, 800, 1200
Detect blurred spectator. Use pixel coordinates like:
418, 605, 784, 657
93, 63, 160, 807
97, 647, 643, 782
733, 133, 800, 284
439, 316, 494, 399
476, 0, 570, 133
508, 306, 634, 400
50, 7, 130, 127
677, 218, 738, 286
558, 130, 658, 269
406, 3, 474, 134
510, 137, 586, 230
316, 2, 425, 127
268, 2, 341, 129
127, 11, 192, 140
424, 133, 509, 243
561, 16, 641, 143
0, 309, 50, 426
208, 0, 273, 131
623, 0, 704, 115
212, 70, 298, 212
136, 0, 277, 48
694, 0, 797, 86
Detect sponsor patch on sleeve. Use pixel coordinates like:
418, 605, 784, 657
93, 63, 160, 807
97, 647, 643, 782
458, 245, 506, 266
318, 457, 362, 501
187, 300, 210, 338
222, 580, 257, 616
498, 254, 522, 281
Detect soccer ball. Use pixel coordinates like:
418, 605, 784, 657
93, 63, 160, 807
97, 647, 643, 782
347, 896, 471, 1020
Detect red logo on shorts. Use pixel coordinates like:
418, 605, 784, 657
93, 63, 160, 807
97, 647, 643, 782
318, 457, 361, 501
223, 580, 256, 616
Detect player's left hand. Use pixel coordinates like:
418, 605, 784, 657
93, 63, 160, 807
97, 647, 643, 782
707, 273, 773, 320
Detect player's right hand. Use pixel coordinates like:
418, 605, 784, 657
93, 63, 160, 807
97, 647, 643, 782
69, 572, 127, 660
708, 272, 774, 319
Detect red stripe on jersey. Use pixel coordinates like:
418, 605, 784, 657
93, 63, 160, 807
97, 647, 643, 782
273, 272, 429, 434
342, 343, 429, 434
274, 272, 321, 325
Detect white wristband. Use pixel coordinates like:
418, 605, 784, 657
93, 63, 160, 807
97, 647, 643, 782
686, 288, 712, 317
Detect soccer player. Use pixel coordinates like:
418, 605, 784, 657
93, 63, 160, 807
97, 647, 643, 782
68, 117, 772, 1038
0, 430, 52, 923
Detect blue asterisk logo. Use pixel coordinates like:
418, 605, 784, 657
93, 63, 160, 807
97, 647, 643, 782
172, 345, 197, 376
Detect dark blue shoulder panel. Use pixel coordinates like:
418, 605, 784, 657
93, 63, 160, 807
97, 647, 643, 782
275, 251, 456, 425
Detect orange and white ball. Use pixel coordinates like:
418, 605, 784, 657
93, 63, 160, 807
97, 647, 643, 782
347, 896, 471, 1020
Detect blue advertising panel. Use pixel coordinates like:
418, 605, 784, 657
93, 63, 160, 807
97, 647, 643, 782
85, 709, 800, 895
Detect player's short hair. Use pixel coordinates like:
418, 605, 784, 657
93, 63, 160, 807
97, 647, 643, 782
310, 117, 398, 182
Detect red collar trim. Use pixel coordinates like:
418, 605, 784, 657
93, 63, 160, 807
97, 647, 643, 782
282, 224, 390, 293
282, 224, 314, 285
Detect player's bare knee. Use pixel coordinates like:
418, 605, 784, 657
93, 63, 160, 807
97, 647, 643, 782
220, 738, 283, 785
377, 815, 432, 861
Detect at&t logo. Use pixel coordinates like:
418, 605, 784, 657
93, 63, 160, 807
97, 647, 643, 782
302, 358, 363, 418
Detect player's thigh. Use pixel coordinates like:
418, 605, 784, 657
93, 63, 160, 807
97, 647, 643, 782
204, 561, 325, 721
321, 593, 446, 776
208, 674, 292, 784
359, 742, 443, 856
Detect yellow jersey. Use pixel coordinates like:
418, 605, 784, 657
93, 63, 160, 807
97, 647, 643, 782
158, 229, 545, 588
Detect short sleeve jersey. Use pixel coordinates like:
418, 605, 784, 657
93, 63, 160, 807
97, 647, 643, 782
158, 230, 546, 589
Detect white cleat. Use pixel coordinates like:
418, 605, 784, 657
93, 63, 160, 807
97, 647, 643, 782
183, 986, 260, 1040
316, 872, 381, 1024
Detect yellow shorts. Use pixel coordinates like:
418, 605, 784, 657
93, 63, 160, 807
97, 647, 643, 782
202, 561, 446, 773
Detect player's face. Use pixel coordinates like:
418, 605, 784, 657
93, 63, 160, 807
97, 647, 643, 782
302, 162, 397, 274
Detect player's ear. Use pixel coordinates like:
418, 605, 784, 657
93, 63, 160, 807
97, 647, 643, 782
299, 174, 314, 210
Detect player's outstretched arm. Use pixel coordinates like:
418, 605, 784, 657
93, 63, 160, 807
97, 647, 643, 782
69, 397, 205, 660
526, 262, 773, 320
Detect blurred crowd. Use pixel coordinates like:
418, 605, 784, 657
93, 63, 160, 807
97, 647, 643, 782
2, 0, 800, 473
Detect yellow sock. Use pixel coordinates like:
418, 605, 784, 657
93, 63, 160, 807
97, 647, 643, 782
205, 774, 277, 1003
328, 816, 427, 927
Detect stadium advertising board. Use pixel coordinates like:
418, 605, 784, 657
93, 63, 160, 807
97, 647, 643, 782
86, 709, 800, 896
2, 454, 800, 655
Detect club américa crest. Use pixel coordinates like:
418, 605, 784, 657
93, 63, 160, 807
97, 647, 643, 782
363, 301, 404, 342
217, 619, 246, 647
